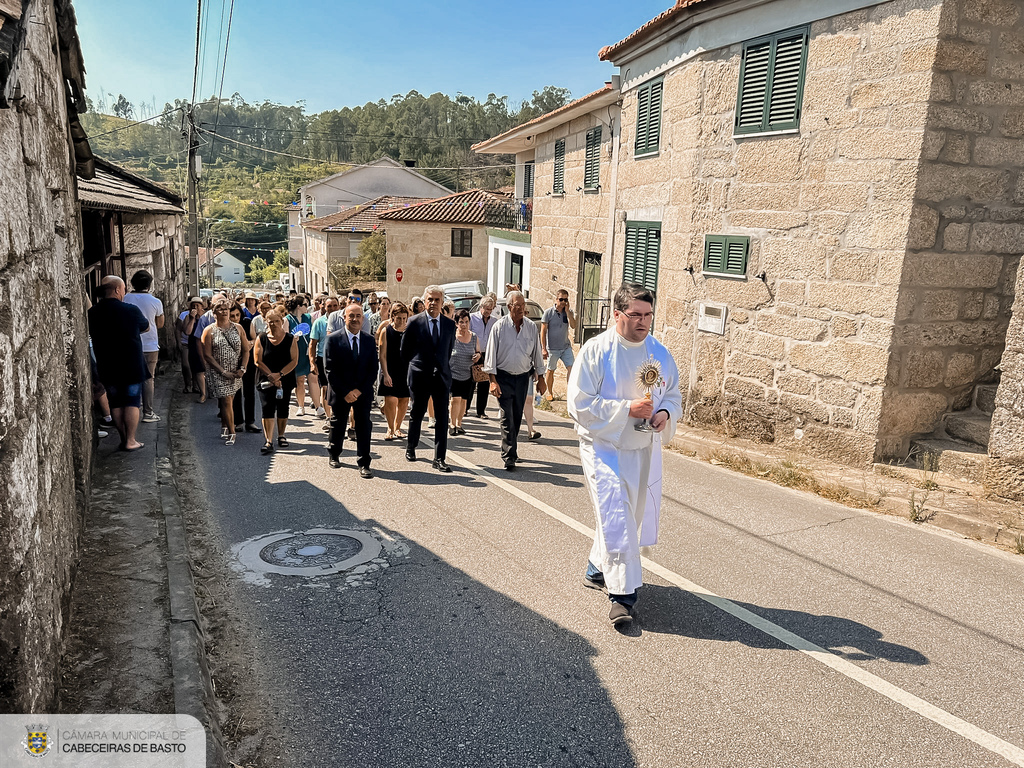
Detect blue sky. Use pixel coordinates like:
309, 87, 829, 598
76, 0, 671, 116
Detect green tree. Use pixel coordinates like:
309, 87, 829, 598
246, 256, 268, 283
357, 232, 386, 280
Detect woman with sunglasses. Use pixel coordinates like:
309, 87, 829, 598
254, 309, 298, 454
201, 300, 250, 445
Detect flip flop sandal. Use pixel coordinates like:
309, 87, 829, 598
277, 437, 289, 447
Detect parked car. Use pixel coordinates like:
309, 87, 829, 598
470, 297, 544, 327
450, 294, 482, 312
441, 279, 488, 299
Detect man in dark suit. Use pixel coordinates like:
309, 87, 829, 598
324, 302, 379, 478
401, 285, 456, 472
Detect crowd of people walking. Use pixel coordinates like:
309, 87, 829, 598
155, 282, 578, 478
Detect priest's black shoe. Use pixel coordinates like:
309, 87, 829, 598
359, 466, 373, 479
328, 456, 341, 469
405, 448, 416, 462
432, 459, 452, 473
504, 460, 516, 472
609, 603, 633, 626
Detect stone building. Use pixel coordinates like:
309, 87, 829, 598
291, 157, 452, 293
379, 189, 517, 303
302, 195, 430, 294
489, 0, 1024, 489
0, 0, 94, 710
473, 84, 621, 344
78, 157, 187, 352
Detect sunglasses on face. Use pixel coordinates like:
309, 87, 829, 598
349, 297, 362, 303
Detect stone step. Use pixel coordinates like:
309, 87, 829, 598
910, 438, 988, 484
943, 412, 992, 448
975, 384, 999, 415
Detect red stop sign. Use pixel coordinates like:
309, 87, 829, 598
396, 268, 403, 282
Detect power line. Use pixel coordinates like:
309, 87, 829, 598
201, 128, 516, 171
190, 0, 203, 107
209, 0, 236, 159
204, 122, 493, 143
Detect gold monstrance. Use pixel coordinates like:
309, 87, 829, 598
634, 355, 663, 432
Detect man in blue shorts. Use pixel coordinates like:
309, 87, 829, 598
88, 275, 150, 451
540, 288, 577, 400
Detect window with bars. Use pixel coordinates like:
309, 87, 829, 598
584, 127, 602, 189
451, 228, 473, 258
522, 161, 535, 198
735, 26, 809, 135
703, 235, 749, 277
623, 222, 661, 291
553, 139, 565, 194
634, 78, 663, 156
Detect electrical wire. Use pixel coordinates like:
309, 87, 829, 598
201, 128, 516, 170
190, 0, 203, 107
208, 0, 236, 158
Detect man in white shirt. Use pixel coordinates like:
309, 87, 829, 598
482, 291, 546, 471
123, 270, 164, 423
567, 282, 682, 627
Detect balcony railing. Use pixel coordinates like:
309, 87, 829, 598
486, 198, 532, 233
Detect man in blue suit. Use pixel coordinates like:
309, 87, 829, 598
324, 302, 379, 478
401, 285, 456, 472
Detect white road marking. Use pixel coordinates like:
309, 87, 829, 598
443, 447, 1024, 767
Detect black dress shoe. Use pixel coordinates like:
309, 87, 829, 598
432, 459, 452, 473
504, 461, 516, 472
406, 448, 416, 462
359, 466, 373, 479
245, 424, 261, 433
347, 428, 356, 440
329, 456, 341, 468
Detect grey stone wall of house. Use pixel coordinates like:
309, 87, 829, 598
987, 258, 1024, 500
610, 0, 949, 465
878, 0, 1023, 457
0, 0, 93, 711
530, 111, 617, 315
121, 212, 187, 354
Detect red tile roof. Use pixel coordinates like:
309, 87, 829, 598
377, 189, 513, 225
301, 196, 431, 233
196, 247, 226, 267
599, 0, 711, 62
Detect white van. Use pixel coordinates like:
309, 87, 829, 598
440, 280, 488, 299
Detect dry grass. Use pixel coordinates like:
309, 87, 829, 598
707, 449, 874, 509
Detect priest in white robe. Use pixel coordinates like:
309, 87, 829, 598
567, 282, 683, 626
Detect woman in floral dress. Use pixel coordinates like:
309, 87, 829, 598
202, 301, 250, 445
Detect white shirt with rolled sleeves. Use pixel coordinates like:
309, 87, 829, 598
482, 314, 544, 376
567, 327, 682, 598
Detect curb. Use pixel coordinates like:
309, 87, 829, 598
154, 378, 227, 767
537, 396, 1023, 553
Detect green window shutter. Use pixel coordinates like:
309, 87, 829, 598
635, 84, 650, 155
767, 29, 808, 131
736, 41, 771, 133
624, 221, 661, 291
646, 80, 662, 153
584, 127, 601, 188
735, 26, 808, 135
553, 139, 565, 193
704, 235, 749, 276
634, 79, 663, 155
523, 161, 534, 198
704, 236, 726, 273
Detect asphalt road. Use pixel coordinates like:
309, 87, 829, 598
187, 397, 1024, 768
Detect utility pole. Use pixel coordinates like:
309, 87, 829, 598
186, 105, 201, 297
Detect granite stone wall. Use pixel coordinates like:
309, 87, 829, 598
878, 0, 1024, 456
121, 212, 187, 354
611, 0, 946, 464
987, 256, 1024, 500
0, 0, 92, 711
384, 221, 489, 303
529, 111, 617, 315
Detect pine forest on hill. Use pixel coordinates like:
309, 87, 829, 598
81, 87, 571, 270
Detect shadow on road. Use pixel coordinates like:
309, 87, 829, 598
226, 479, 637, 768
638, 585, 929, 665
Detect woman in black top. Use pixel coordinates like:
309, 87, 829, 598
378, 301, 411, 440
253, 309, 298, 454
230, 303, 261, 433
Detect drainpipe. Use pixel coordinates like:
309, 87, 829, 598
603, 99, 622, 314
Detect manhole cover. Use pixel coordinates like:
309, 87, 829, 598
234, 528, 382, 576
